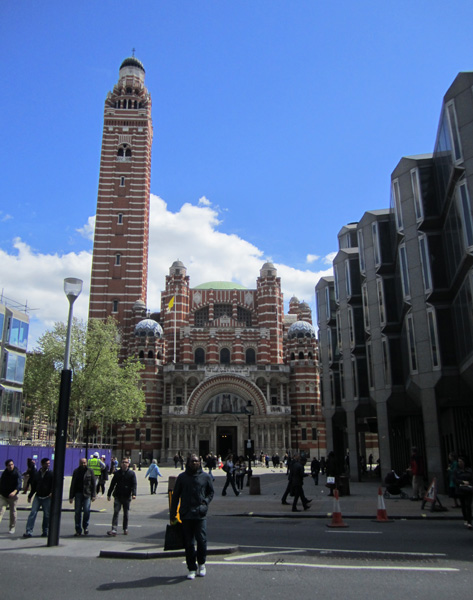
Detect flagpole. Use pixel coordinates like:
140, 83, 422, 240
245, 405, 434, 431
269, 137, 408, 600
173, 297, 177, 363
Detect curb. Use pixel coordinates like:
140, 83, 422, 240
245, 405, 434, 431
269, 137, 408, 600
99, 544, 239, 560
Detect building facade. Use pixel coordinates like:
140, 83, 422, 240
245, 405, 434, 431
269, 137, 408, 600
0, 295, 29, 443
317, 72, 473, 487
89, 58, 325, 462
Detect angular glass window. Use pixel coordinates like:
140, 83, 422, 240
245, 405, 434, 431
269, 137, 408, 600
392, 179, 403, 232
446, 100, 463, 163
457, 182, 473, 249
334, 264, 340, 303
376, 277, 386, 326
381, 335, 390, 386
410, 168, 424, 223
366, 342, 374, 389
399, 244, 411, 299
348, 306, 355, 348
336, 311, 343, 353
362, 283, 370, 331
406, 313, 418, 373
372, 221, 381, 267
418, 234, 433, 294
351, 356, 359, 399
345, 260, 352, 297
358, 229, 366, 273
426, 306, 440, 369
327, 327, 333, 363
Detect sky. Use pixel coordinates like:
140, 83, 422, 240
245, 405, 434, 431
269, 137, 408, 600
2, 1, 473, 349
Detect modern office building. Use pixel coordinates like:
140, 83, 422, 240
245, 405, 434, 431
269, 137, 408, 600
317, 72, 473, 487
0, 295, 29, 443
88, 58, 325, 462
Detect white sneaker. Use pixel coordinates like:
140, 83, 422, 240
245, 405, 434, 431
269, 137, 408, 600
8, 527, 15, 534
107, 529, 117, 536
187, 571, 196, 580
197, 564, 206, 577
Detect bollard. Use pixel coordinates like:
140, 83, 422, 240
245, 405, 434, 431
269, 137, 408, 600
249, 475, 261, 495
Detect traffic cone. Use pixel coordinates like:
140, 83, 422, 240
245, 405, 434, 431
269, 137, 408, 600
373, 487, 394, 523
327, 489, 348, 528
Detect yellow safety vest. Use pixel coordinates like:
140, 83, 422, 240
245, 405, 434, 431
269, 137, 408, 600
88, 458, 102, 477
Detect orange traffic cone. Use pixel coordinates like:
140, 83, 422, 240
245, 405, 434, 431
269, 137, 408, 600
373, 487, 394, 523
327, 489, 348, 528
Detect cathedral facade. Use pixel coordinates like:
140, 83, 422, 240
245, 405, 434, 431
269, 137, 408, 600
89, 57, 325, 462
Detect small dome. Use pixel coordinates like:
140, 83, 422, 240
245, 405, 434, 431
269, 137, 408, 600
134, 319, 163, 338
120, 57, 145, 72
289, 296, 300, 304
260, 262, 277, 277
288, 320, 316, 340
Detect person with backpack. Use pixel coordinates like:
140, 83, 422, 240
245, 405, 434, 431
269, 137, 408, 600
221, 453, 240, 496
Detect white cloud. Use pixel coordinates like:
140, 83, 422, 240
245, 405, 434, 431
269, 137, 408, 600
306, 254, 320, 264
323, 252, 337, 265
1, 195, 335, 348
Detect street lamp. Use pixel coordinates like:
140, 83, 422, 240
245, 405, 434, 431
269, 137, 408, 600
84, 406, 93, 459
245, 400, 254, 485
48, 277, 83, 547
120, 424, 127, 460
138, 430, 144, 471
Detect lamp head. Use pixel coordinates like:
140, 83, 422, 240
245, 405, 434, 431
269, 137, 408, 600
64, 278, 83, 302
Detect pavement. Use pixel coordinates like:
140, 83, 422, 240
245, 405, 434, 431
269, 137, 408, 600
0, 464, 461, 559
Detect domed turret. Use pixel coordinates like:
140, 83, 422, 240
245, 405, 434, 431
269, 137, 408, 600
134, 319, 163, 338
169, 260, 187, 276
118, 55, 145, 83
260, 262, 277, 278
287, 320, 316, 340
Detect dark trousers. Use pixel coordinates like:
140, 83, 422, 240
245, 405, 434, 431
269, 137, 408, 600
222, 473, 239, 496
149, 477, 158, 494
112, 496, 131, 530
281, 479, 292, 503
182, 519, 207, 571
459, 492, 473, 524
292, 484, 309, 510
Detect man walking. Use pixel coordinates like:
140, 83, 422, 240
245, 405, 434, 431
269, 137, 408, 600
290, 454, 311, 512
23, 457, 53, 538
107, 458, 137, 536
69, 457, 97, 536
0, 459, 22, 534
170, 454, 214, 580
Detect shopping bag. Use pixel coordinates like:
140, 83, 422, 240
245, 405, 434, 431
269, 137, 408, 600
164, 522, 185, 551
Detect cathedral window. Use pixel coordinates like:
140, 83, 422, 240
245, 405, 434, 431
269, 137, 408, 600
112, 300, 119, 313
237, 306, 252, 326
147, 350, 154, 359
195, 347, 205, 364
214, 304, 232, 319
194, 307, 209, 327
220, 348, 231, 364
118, 213, 123, 224
298, 351, 304, 359
120, 177, 125, 187
245, 348, 256, 364
115, 254, 121, 266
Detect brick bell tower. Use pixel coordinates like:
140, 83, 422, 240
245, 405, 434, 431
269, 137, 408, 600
89, 56, 153, 353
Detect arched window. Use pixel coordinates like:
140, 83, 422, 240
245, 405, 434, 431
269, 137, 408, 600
112, 300, 119, 313
298, 351, 305, 360
195, 348, 205, 364
220, 348, 230, 364
245, 348, 256, 364
125, 148, 132, 157
290, 352, 295, 361
308, 352, 313, 360
139, 350, 144, 359
147, 350, 154, 359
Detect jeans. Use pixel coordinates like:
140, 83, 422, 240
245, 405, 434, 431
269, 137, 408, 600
112, 496, 131, 530
74, 493, 91, 533
182, 519, 207, 571
0, 494, 19, 529
222, 473, 239, 496
26, 495, 51, 535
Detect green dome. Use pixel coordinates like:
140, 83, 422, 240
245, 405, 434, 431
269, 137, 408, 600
194, 281, 247, 290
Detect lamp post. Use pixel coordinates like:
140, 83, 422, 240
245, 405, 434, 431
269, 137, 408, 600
120, 425, 127, 460
245, 400, 254, 485
138, 431, 144, 471
84, 407, 93, 460
48, 277, 82, 547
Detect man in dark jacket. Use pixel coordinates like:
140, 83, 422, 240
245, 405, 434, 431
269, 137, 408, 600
170, 454, 214, 580
0, 459, 22, 534
69, 457, 97, 536
290, 454, 311, 512
106, 458, 137, 536
23, 457, 53, 538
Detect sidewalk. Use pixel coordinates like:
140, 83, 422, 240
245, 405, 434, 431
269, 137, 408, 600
1, 465, 460, 559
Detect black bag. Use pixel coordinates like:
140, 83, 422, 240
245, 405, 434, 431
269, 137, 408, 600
164, 523, 185, 551
222, 463, 230, 473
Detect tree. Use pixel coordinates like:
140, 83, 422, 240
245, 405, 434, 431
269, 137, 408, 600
23, 317, 145, 442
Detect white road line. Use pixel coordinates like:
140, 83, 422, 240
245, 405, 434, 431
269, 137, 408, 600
208, 561, 459, 572
325, 530, 381, 534
225, 550, 304, 561
236, 544, 447, 558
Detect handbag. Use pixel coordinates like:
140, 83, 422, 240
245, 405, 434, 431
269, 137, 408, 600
164, 522, 185, 551
326, 476, 335, 484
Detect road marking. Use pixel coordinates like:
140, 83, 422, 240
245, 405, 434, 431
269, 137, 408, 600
226, 550, 304, 561
237, 544, 447, 558
209, 561, 459, 572
325, 530, 381, 534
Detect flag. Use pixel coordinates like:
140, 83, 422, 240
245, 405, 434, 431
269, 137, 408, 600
167, 296, 175, 311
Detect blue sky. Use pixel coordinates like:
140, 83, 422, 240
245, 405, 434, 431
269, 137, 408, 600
2, 1, 473, 347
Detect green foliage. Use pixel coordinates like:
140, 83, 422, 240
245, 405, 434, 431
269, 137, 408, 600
24, 317, 145, 438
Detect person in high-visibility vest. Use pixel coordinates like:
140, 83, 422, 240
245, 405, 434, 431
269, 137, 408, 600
88, 453, 105, 480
